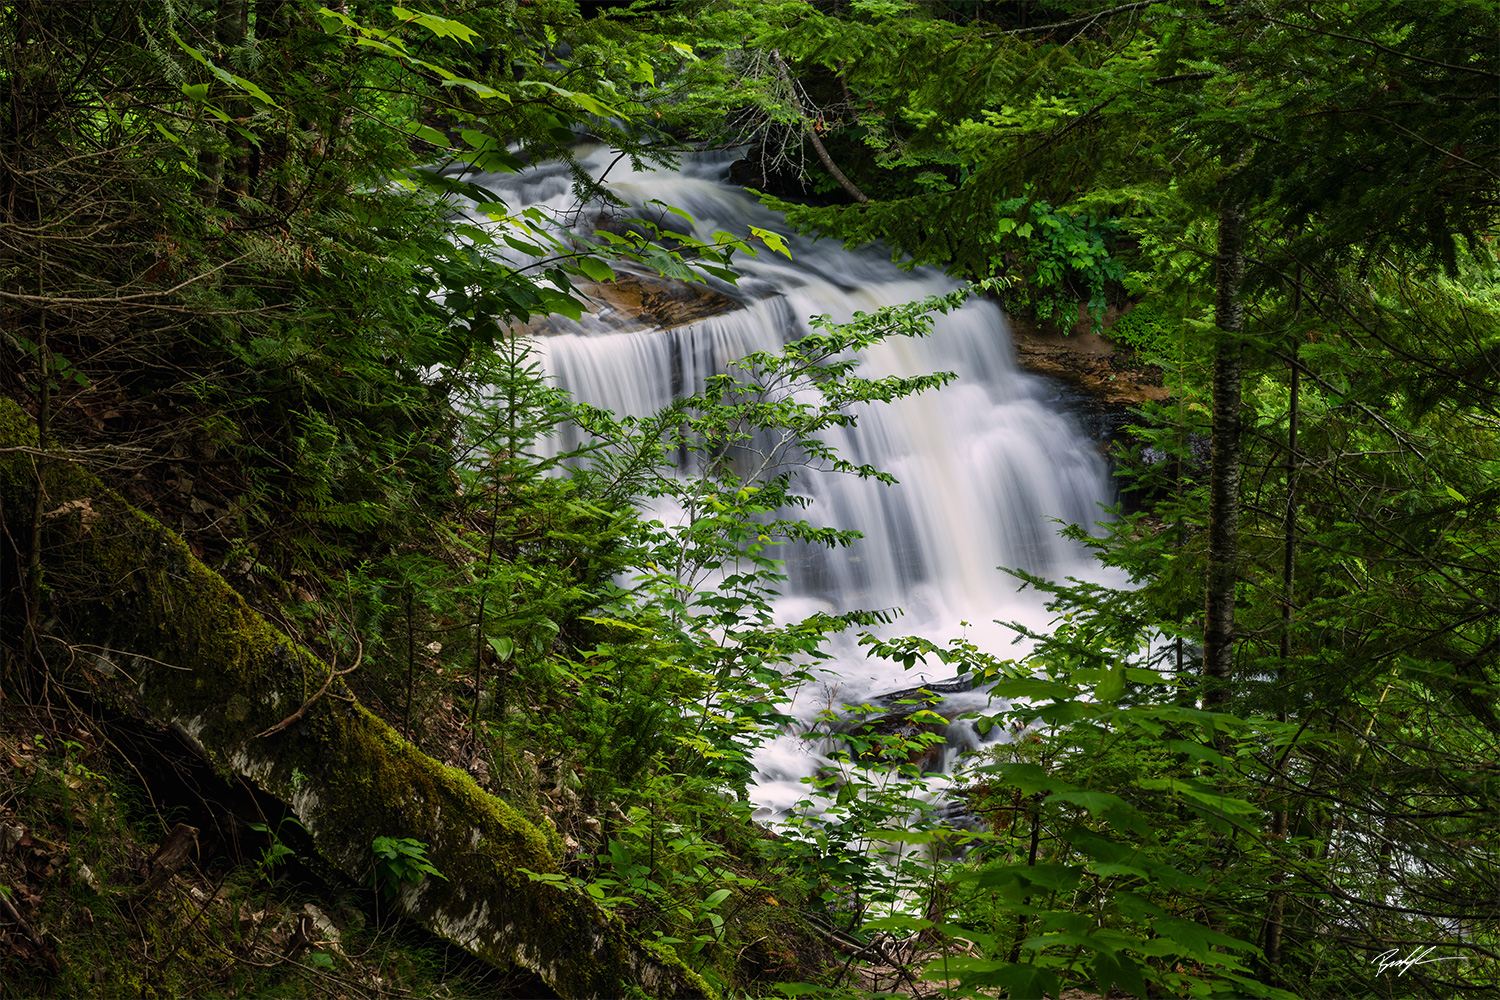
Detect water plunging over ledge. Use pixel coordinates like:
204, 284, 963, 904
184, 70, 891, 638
464, 147, 1117, 820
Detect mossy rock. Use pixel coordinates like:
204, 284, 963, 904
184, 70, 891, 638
0, 397, 711, 999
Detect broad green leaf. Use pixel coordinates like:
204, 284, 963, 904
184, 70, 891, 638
353, 36, 413, 59
1139, 777, 1259, 815
392, 6, 479, 45
576, 256, 615, 283
1152, 917, 1257, 959
961, 862, 1083, 894
1051, 789, 1130, 815
1166, 739, 1226, 767
442, 78, 511, 102
1096, 660, 1126, 703
315, 6, 370, 34
226, 71, 280, 108
873, 828, 945, 845
948, 959, 1060, 996
648, 200, 696, 224
411, 124, 452, 148
750, 226, 791, 258
459, 129, 524, 172
979, 761, 1076, 795
524, 79, 615, 118
992, 676, 1077, 700
169, 30, 280, 107
169, 29, 211, 67
1093, 948, 1148, 998
1113, 890, 1167, 920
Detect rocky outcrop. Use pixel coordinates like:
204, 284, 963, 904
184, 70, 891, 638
1008, 305, 1170, 409
0, 398, 711, 999
518, 268, 745, 337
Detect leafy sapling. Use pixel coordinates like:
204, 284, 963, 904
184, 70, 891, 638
371, 836, 447, 901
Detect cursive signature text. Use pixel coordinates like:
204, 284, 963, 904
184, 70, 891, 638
1373, 946, 1463, 976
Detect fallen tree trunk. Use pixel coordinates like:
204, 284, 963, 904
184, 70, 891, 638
0, 397, 710, 999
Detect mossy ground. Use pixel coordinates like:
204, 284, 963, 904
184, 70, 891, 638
0, 701, 545, 999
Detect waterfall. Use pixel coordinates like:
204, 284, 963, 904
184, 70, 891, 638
465, 147, 1116, 819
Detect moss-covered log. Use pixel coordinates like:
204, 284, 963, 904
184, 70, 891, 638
0, 397, 710, 999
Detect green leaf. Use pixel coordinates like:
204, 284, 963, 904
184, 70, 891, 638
576, 256, 615, 283
1093, 948, 1148, 998
1051, 789, 1130, 815
227, 71, 279, 108
487, 636, 514, 662
524, 79, 616, 118
1096, 660, 1126, 703
1113, 890, 1168, 920
169, 30, 280, 108
442, 77, 511, 102
978, 761, 1075, 795
945, 959, 1060, 996
181, 83, 211, 102
750, 226, 791, 258
1166, 739, 1226, 767
959, 861, 1083, 895
1152, 917, 1257, 960
874, 828, 945, 845
392, 6, 479, 45
458, 129, 524, 173
411, 124, 452, 148
1139, 777, 1259, 815
992, 676, 1077, 701
315, 5, 367, 33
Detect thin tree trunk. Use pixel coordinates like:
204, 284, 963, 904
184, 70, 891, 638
192, 0, 247, 206
1265, 330, 1300, 972
770, 51, 869, 204
1203, 200, 1246, 712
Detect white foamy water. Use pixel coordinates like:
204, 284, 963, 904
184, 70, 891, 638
462, 147, 1116, 819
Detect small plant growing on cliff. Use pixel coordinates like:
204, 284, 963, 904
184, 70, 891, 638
371, 836, 447, 900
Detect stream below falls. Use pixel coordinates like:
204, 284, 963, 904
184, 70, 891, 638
464, 146, 1120, 824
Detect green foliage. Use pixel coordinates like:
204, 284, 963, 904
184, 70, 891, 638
10, 1, 1500, 997
1106, 297, 1181, 357
991, 196, 1126, 329
371, 835, 447, 900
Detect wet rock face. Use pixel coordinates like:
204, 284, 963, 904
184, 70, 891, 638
584, 270, 744, 331
517, 268, 745, 337
1007, 314, 1170, 410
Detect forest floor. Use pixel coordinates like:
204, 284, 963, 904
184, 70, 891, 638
0, 699, 520, 999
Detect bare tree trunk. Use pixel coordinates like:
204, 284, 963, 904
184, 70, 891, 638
1203, 200, 1246, 712
770, 51, 869, 204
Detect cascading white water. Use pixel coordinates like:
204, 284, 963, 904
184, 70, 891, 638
465, 147, 1116, 819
